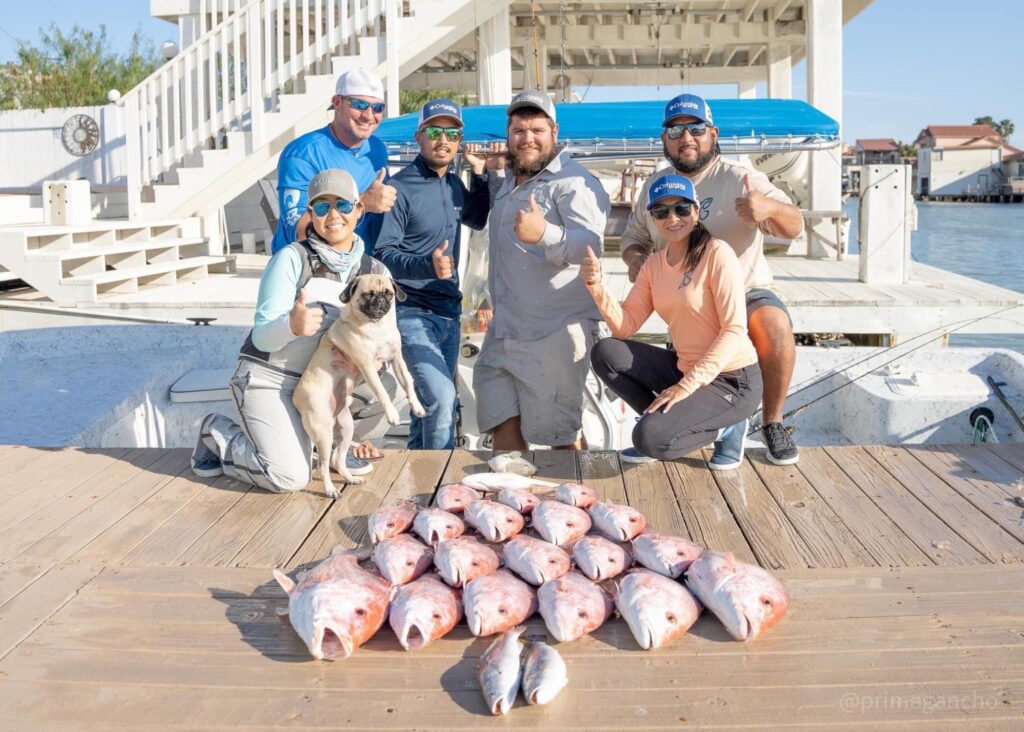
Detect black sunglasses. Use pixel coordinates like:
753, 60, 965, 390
310, 198, 355, 216
650, 202, 694, 220
343, 96, 386, 114
665, 122, 708, 139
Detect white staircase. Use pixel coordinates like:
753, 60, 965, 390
0, 0, 511, 306
0, 218, 234, 303
124, 0, 513, 222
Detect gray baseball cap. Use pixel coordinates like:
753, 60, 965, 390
307, 169, 359, 203
506, 90, 557, 122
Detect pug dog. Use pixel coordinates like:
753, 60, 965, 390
294, 273, 426, 498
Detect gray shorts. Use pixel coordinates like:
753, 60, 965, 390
746, 287, 792, 325
474, 320, 598, 446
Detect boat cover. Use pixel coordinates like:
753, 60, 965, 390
375, 99, 840, 155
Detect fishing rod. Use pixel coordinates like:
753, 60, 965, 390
747, 301, 1024, 434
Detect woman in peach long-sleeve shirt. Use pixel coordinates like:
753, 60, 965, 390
582, 175, 763, 465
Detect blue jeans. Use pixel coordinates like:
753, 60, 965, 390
397, 307, 460, 449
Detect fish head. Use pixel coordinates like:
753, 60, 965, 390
373, 534, 433, 585
539, 573, 610, 642
466, 571, 535, 636
368, 502, 417, 544
555, 482, 597, 508
578, 537, 629, 581
436, 483, 480, 513
616, 571, 690, 650
415, 508, 465, 545
286, 583, 380, 660
390, 576, 462, 651
720, 565, 790, 641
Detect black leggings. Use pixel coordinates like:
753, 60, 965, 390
591, 338, 763, 460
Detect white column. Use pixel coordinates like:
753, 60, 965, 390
385, 1, 400, 117
737, 80, 757, 99
767, 44, 792, 99
476, 7, 512, 104
806, 0, 843, 257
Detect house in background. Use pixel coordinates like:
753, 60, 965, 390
841, 144, 859, 193
914, 124, 1020, 199
1004, 150, 1024, 195
855, 138, 900, 164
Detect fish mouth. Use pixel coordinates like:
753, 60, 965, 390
400, 621, 428, 651
468, 610, 483, 636
317, 626, 354, 660
738, 611, 754, 641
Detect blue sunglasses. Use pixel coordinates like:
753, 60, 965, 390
310, 198, 355, 216
343, 96, 386, 114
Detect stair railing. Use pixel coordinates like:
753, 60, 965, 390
121, 0, 388, 219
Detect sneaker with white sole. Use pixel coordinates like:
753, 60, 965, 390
190, 414, 223, 478
345, 451, 374, 477
620, 447, 658, 464
709, 418, 747, 471
761, 422, 799, 465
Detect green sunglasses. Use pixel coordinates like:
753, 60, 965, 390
310, 198, 355, 216
421, 126, 463, 142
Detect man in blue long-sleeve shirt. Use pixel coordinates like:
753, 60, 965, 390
374, 100, 490, 449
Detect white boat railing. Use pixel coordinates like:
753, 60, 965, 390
120, 0, 390, 218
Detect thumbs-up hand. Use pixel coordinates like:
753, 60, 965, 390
361, 168, 397, 213
734, 172, 770, 228
289, 288, 323, 336
432, 240, 453, 280
580, 246, 602, 287
514, 193, 547, 244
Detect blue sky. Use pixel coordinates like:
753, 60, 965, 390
2, 1, 1021, 145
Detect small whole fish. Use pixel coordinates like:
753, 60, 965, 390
685, 551, 790, 641
272, 549, 391, 661
502, 535, 572, 586
615, 568, 702, 650
572, 535, 632, 582
433, 535, 501, 588
497, 487, 541, 514
632, 533, 705, 579
372, 533, 434, 586
487, 451, 538, 477
435, 483, 481, 513
554, 482, 597, 509
388, 572, 463, 651
463, 569, 538, 637
589, 500, 647, 542
521, 641, 568, 706
538, 571, 614, 642
412, 507, 465, 546
461, 472, 559, 493
368, 500, 418, 544
477, 626, 526, 715
464, 499, 526, 543
531, 500, 592, 546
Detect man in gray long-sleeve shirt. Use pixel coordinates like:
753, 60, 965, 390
474, 90, 610, 451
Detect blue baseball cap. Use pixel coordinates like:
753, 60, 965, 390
418, 99, 463, 128
647, 175, 699, 209
662, 93, 714, 127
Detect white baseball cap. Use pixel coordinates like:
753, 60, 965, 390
328, 68, 384, 109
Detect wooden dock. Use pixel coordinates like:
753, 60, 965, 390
2, 443, 1024, 728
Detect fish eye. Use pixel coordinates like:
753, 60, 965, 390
471, 560, 479, 566
666, 612, 677, 624
629, 516, 639, 523
406, 560, 414, 566
433, 612, 442, 620
387, 521, 395, 527
549, 558, 559, 564
578, 610, 588, 619
498, 607, 507, 615
762, 598, 772, 606
355, 608, 366, 616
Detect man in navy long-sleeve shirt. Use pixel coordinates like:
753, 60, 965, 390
374, 100, 490, 449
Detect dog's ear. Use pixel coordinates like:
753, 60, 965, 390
392, 280, 407, 302
340, 277, 358, 304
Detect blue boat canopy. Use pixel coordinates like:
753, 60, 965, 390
375, 99, 840, 158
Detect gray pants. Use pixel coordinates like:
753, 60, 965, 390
197, 358, 395, 493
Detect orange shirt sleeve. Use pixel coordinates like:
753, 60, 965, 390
676, 242, 750, 398
587, 256, 655, 339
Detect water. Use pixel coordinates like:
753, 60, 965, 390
844, 198, 1024, 353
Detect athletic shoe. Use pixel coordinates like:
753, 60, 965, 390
709, 419, 747, 471
619, 447, 658, 464
761, 422, 799, 465
190, 414, 223, 478
346, 451, 374, 476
